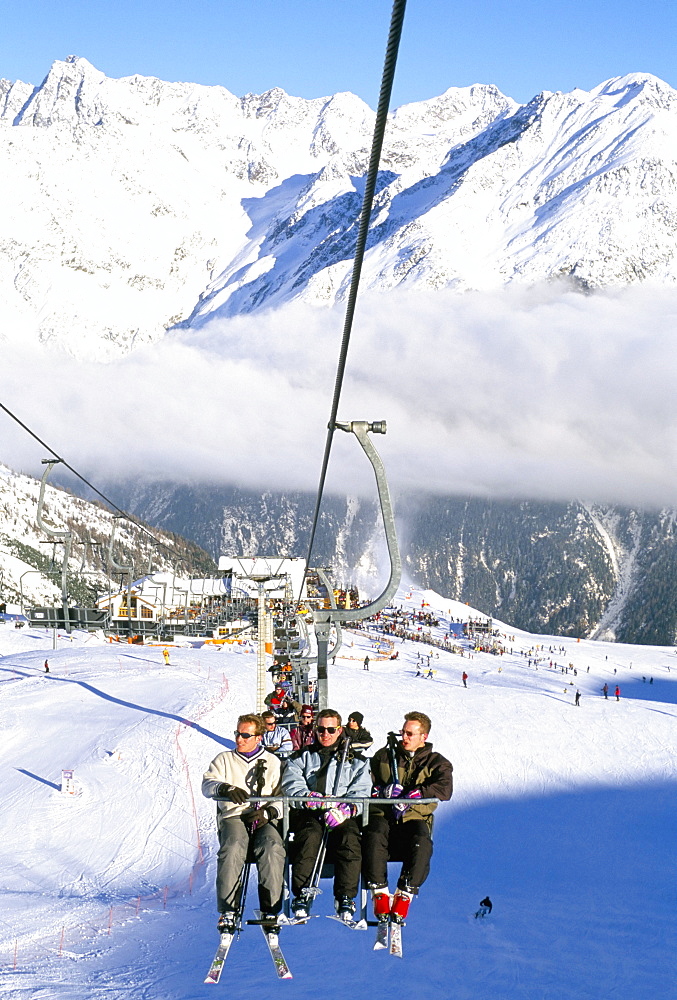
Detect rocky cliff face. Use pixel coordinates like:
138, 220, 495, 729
97, 479, 677, 645
2, 58, 676, 357
400, 496, 677, 645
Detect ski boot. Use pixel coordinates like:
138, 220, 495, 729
217, 910, 237, 934
291, 888, 315, 919
390, 889, 413, 924
334, 895, 356, 922
371, 886, 391, 921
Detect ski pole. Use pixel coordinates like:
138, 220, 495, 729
386, 731, 400, 785
308, 730, 354, 892
236, 758, 267, 931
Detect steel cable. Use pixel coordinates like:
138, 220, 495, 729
0, 400, 182, 558
301, 0, 408, 587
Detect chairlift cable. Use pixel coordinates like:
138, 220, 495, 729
301, 0, 408, 592
0, 400, 181, 560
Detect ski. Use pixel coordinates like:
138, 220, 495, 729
326, 914, 369, 930
374, 918, 390, 950
389, 920, 403, 958
261, 925, 293, 979
204, 932, 235, 984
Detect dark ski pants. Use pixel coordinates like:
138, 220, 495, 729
289, 811, 362, 899
216, 816, 285, 915
362, 815, 433, 892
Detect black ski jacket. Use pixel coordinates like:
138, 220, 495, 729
369, 741, 453, 828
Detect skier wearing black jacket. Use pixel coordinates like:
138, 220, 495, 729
362, 711, 452, 923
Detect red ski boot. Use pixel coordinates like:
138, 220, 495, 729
390, 890, 413, 924
372, 888, 391, 920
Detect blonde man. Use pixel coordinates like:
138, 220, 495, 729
202, 714, 285, 932
363, 711, 452, 923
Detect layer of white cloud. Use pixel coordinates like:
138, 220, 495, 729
1, 281, 675, 509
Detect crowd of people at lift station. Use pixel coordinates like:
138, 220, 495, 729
201, 708, 454, 937
333, 600, 651, 709
352, 602, 508, 659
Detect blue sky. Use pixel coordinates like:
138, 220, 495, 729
1, 0, 675, 107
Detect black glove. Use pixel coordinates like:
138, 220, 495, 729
216, 783, 249, 804
241, 804, 277, 832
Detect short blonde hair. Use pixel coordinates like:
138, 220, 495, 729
237, 713, 265, 736
404, 711, 431, 736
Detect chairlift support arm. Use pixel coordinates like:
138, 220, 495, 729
313, 420, 401, 708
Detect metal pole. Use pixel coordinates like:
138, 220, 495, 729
37, 460, 73, 634
256, 582, 267, 713
311, 420, 402, 704
315, 618, 330, 712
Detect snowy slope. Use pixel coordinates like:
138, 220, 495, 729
1, 58, 676, 357
0, 462, 213, 611
0, 585, 674, 998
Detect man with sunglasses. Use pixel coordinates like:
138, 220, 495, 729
202, 714, 285, 933
362, 711, 452, 924
282, 709, 372, 920
260, 710, 293, 759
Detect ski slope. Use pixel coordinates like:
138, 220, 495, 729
0, 586, 674, 998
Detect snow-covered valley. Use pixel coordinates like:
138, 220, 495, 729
0, 585, 674, 998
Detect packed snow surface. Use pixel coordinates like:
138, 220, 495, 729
0, 586, 674, 998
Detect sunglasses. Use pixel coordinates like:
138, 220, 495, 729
234, 731, 256, 739
301, 714, 313, 719
316, 726, 339, 734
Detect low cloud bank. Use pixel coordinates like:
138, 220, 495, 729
2, 281, 676, 510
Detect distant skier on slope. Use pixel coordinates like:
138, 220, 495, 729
362, 711, 453, 924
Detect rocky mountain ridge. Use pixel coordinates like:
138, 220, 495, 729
2, 460, 674, 645
100, 478, 677, 646
0, 463, 215, 610
1, 58, 676, 357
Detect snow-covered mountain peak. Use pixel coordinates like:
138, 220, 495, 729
591, 71, 677, 111
1, 59, 676, 357
393, 82, 516, 126
14, 55, 107, 127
